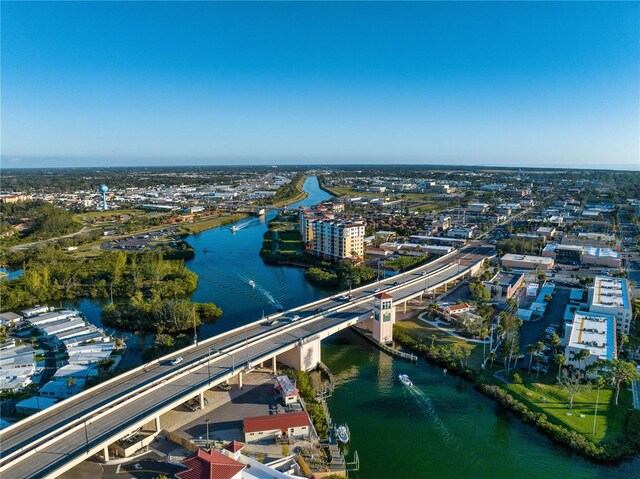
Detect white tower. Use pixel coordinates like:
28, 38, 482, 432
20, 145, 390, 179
373, 293, 395, 345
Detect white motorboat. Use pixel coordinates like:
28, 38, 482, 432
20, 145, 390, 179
398, 374, 413, 387
249, 280, 255, 288
231, 225, 240, 233
335, 424, 350, 443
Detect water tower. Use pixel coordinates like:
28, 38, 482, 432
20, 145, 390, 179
99, 184, 109, 210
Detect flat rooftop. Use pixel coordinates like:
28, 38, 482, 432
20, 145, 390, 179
501, 253, 554, 265
568, 311, 615, 361
592, 276, 630, 310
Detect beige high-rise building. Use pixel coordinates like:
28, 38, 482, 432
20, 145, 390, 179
310, 219, 366, 261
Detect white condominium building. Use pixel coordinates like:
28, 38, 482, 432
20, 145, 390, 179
565, 311, 616, 373
588, 276, 632, 335
310, 219, 366, 261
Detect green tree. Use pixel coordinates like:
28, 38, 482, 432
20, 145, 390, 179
558, 369, 587, 410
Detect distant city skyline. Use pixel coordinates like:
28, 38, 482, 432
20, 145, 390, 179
1, 1, 638, 170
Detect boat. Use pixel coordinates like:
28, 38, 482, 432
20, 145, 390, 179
203, 248, 208, 253
249, 280, 255, 288
398, 374, 413, 387
335, 424, 350, 443
231, 225, 240, 233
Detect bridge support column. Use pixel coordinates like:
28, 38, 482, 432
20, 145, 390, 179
199, 392, 205, 409
238, 371, 243, 389
277, 338, 321, 372
373, 293, 395, 345
403, 301, 407, 313
103, 446, 109, 462
272, 357, 277, 374
155, 416, 161, 432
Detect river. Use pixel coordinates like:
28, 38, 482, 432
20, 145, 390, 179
322, 330, 638, 479
40, 177, 640, 476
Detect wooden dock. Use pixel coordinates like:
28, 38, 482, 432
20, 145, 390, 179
351, 326, 418, 362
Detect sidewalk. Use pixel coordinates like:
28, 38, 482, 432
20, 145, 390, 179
416, 312, 489, 344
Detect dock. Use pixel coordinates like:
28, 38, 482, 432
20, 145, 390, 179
350, 326, 418, 362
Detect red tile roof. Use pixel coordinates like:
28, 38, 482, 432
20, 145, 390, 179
244, 411, 311, 434
223, 440, 244, 453
374, 292, 393, 300
445, 302, 470, 312
176, 449, 245, 479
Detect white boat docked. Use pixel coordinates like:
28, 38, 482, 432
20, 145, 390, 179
398, 374, 413, 387
335, 424, 350, 443
249, 280, 255, 288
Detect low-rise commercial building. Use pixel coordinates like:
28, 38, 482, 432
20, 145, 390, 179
243, 411, 311, 443
542, 244, 622, 268
500, 253, 554, 270
483, 272, 525, 302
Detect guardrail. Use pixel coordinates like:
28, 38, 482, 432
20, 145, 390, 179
1, 248, 487, 473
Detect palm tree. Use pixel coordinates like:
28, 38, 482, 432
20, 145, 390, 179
617, 333, 628, 358
575, 349, 591, 376
554, 353, 566, 380
66, 376, 77, 395
592, 376, 605, 436
480, 327, 489, 362
430, 334, 437, 348
488, 351, 496, 369
548, 333, 562, 358
526, 344, 536, 374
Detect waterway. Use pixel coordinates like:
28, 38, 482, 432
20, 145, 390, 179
183, 176, 334, 338
62, 176, 334, 368
322, 330, 638, 479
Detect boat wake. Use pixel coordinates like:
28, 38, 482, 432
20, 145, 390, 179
403, 382, 459, 450
230, 219, 258, 232
237, 274, 284, 310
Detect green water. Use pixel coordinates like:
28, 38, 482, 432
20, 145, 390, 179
323, 330, 639, 479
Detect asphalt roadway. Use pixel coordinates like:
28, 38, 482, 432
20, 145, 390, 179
0, 243, 494, 479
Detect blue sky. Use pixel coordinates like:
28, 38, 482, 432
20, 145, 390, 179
1, 1, 638, 169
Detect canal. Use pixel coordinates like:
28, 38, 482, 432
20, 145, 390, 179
322, 330, 638, 479
47, 177, 639, 476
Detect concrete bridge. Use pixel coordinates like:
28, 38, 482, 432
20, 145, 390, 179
0, 244, 494, 479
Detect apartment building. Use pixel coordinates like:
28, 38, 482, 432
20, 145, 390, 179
309, 219, 366, 261
588, 276, 632, 335
565, 311, 616, 373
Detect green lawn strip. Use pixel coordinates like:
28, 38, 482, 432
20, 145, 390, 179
501, 382, 632, 443
177, 213, 247, 235
395, 316, 485, 370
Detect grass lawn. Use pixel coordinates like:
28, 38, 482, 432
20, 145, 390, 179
395, 315, 485, 370
177, 213, 247, 234
73, 209, 138, 221
501, 381, 632, 443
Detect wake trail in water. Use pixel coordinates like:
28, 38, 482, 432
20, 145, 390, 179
404, 384, 459, 449
230, 218, 258, 232
237, 273, 283, 310
403, 382, 486, 470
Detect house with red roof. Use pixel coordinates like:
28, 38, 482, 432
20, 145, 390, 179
176, 449, 245, 479
243, 411, 311, 443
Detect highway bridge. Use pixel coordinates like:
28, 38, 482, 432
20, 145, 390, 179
0, 243, 494, 479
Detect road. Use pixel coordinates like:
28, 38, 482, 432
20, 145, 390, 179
0, 244, 494, 479
9, 226, 94, 251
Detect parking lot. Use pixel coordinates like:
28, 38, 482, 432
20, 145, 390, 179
517, 285, 571, 374
100, 228, 178, 251
175, 381, 282, 444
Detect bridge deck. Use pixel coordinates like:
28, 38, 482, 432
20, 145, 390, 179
0, 244, 494, 479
